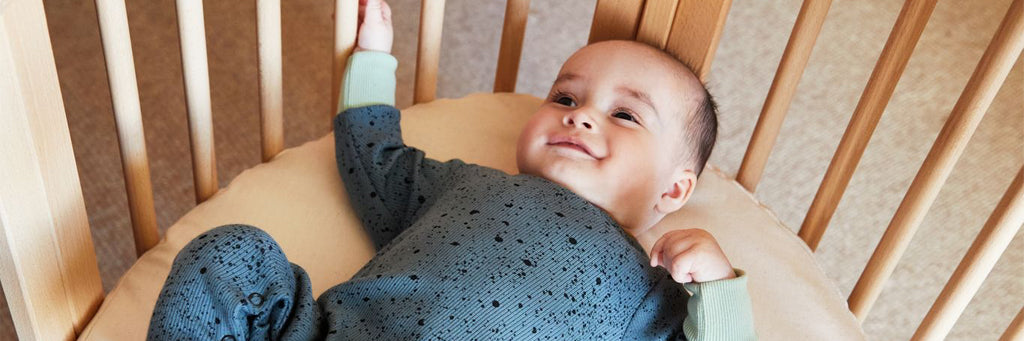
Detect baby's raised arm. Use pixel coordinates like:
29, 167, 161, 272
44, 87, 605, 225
334, 0, 467, 250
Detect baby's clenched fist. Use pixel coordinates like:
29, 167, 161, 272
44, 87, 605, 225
356, 0, 393, 53
649, 228, 736, 284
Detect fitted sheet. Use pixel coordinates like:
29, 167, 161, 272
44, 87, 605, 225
79, 93, 864, 340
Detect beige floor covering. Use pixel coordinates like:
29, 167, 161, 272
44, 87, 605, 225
1, 0, 1020, 340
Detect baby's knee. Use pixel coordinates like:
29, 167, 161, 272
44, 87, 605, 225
198, 224, 276, 245
178, 224, 280, 260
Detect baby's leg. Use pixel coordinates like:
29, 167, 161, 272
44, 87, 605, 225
147, 224, 322, 341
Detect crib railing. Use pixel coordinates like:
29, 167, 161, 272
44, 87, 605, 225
1, 1, 105, 339
176, 0, 218, 207
736, 0, 1024, 333
735, 0, 1024, 338
847, 0, 1023, 329
0, 0, 1021, 340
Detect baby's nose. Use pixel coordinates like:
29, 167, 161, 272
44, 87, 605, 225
564, 112, 594, 129
567, 118, 592, 129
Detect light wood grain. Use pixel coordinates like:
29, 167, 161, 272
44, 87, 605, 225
414, 0, 446, 104
0, 0, 104, 338
333, 0, 358, 121
493, 0, 530, 93
663, 0, 733, 81
636, 0, 678, 49
94, 0, 160, 256
736, 0, 832, 193
1002, 306, 1024, 341
798, 0, 938, 251
258, 0, 284, 162
850, 0, 1024, 324
175, 0, 218, 203
912, 166, 1024, 340
588, 0, 645, 44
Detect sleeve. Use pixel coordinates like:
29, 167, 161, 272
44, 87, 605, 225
334, 51, 465, 250
624, 269, 756, 341
338, 50, 398, 111
334, 105, 466, 251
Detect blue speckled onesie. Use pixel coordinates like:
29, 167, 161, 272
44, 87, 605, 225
148, 104, 746, 340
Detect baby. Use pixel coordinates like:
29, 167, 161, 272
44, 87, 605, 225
147, 0, 754, 340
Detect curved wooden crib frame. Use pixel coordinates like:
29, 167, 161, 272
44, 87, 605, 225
1, 0, 1022, 340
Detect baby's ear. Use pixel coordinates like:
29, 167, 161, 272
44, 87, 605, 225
655, 168, 697, 215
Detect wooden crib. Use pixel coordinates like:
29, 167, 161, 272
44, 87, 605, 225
1, 0, 1022, 339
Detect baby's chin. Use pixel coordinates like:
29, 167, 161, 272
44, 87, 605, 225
526, 164, 600, 202
516, 157, 565, 185
516, 146, 605, 203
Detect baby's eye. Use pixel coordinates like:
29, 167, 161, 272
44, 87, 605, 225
612, 111, 637, 123
554, 96, 576, 107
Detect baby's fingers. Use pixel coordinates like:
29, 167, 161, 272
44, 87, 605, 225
380, 0, 392, 23
649, 229, 695, 267
663, 246, 698, 284
363, 0, 385, 23
649, 234, 669, 267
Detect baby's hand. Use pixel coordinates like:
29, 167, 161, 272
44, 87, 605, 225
649, 228, 736, 284
356, 0, 393, 53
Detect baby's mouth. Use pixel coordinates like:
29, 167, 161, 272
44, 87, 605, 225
551, 142, 591, 156
546, 136, 599, 159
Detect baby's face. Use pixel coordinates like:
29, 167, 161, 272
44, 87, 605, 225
516, 41, 704, 234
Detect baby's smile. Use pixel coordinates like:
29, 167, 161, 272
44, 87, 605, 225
547, 134, 601, 160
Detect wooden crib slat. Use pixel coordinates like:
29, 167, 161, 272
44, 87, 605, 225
258, 0, 284, 162
664, 0, 733, 81
635, 0, 679, 49
798, 0, 938, 251
332, 0, 358, 119
493, 0, 530, 93
736, 0, 833, 193
1002, 306, 1024, 341
849, 0, 1024, 323
912, 166, 1024, 340
175, 0, 218, 203
94, 0, 160, 256
0, 0, 105, 338
588, 0, 645, 44
414, 0, 446, 104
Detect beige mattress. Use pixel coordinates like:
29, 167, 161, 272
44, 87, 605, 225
79, 93, 864, 340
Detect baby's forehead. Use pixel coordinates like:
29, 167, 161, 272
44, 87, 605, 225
557, 42, 703, 101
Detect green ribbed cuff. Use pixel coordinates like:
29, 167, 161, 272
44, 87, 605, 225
682, 269, 757, 340
339, 51, 397, 112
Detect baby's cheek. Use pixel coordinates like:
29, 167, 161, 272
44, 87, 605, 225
515, 137, 542, 174
610, 151, 662, 199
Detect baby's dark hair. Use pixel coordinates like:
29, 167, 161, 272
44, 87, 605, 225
629, 41, 718, 178
649, 49, 717, 179
680, 81, 718, 178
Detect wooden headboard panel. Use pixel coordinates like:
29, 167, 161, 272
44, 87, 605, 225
587, 0, 733, 82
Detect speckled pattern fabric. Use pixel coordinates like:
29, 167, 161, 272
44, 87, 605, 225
148, 224, 323, 341
149, 105, 691, 340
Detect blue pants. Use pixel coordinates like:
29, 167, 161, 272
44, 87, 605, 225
148, 224, 322, 341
